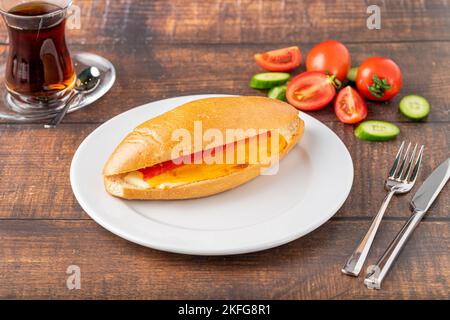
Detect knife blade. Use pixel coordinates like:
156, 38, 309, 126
411, 157, 450, 213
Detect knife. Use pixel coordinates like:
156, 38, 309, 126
364, 157, 450, 289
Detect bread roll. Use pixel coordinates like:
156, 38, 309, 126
103, 96, 304, 200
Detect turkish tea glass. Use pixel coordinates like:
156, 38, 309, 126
0, 0, 75, 112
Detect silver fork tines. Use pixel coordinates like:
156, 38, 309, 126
401, 144, 418, 181
396, 142, 412, 180
342, 141, 425, 277
388, 141, 405, 178
407, 145, 424, 183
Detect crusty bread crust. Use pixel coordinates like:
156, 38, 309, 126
103, 96, 304, 200
103, 96, 301, 176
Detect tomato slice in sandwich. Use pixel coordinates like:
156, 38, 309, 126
138, 133, 286, 185
138, 147, 218, 180
139, 142, 233, 180
286, 72, 336, 111
255, 46, 302, 72
139, 161, 181, 180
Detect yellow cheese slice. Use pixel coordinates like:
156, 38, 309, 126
126, 134, 287, 189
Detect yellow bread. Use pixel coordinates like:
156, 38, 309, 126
103, 96, 304, 200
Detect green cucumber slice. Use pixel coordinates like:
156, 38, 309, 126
250, 72, 290, 89
268, 84, 287, 101
399, 95, 430, 121
347, 67, 358, 82
355, 120, 400, 141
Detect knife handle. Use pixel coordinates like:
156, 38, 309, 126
364, 211, 425, 289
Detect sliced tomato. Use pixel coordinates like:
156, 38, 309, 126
139, 161, 181, 180
255, 46, 302, 72
138, 135, 269, 180
334, 86, 368, 124
286, 72, 336, 110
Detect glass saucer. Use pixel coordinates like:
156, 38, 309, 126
0, 52, 116, 122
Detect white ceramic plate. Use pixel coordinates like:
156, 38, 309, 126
71, 94, 354, 255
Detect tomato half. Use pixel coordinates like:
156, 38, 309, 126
306, 40, 351, 82
286, 72, 336, 111
334, 86, 368, 124
255, 46, 302, 72
356, 57, 403, 101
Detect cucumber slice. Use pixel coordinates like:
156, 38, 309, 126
250, 72, 290, 89
268, 84, 287, 101
355, 120, 400, 141
347, 67, 358, 82
399, 95, 430, 121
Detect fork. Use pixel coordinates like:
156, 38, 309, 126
342, 141, 424, 277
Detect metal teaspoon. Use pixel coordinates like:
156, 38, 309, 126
45, 66, 101, 128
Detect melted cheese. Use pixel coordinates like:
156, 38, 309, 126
125, 134, 287, 189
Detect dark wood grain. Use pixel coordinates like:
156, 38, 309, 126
58, 40, 450, 123
0, 123, 448, 220
0, 220, 448, 299
1, 0, 450, 45
0, 0, 449, 300
1, 41, 449, 124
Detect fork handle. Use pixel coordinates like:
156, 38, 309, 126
364, 211, 425, 289
342, 190, 396, 276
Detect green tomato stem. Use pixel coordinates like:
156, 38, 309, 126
368, 75, 392, 98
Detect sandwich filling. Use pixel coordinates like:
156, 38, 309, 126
123, 133, 288, 189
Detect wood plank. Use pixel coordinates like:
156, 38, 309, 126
1, 41, 449, 124
0, 219, 448, 299
1, 123, 448, 219
0, 0, 447, 302
1, 0, 449, 45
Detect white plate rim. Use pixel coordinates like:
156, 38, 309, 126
70, 94, 354, 255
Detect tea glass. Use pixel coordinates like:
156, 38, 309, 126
0, 0, 75, 113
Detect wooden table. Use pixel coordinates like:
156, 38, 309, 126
0, 0, 449, 300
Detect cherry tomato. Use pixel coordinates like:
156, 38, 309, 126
286, 72, 336, 111
356, 57, 403, 101
255, 46, 302, 72
306, 40, 351, 82
334, 86, 368, 124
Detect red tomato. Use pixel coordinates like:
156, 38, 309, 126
138, 138, 251, 179
255, 46, 302, 72
334, 86, 368, 124
356, 57, 403, 101
139, 161, 181, 180
306, 40, 351, 82
286, 72, 336, 111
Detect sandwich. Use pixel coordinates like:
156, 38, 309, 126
103, 96, 304, 200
